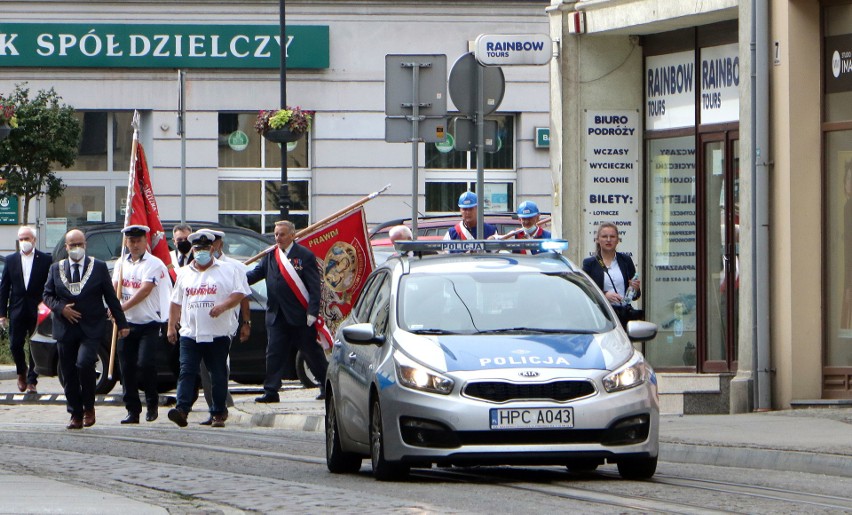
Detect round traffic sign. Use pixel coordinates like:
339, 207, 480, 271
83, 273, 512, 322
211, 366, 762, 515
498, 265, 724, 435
448, 52, 505, 117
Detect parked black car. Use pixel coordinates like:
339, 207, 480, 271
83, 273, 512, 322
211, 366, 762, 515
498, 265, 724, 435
50, 220, 272, 264
30, 263, 322, 394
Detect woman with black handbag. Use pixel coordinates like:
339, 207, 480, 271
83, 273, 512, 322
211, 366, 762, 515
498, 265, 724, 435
582, 222, 642, 328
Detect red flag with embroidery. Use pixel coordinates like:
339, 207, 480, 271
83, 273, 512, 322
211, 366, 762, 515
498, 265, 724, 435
127, 142, 175, 281
297, 207, 374, 350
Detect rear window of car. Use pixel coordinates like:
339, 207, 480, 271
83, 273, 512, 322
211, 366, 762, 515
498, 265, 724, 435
399, 272, 611, 334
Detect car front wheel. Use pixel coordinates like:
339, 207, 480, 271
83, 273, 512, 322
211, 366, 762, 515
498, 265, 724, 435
616, 456, 657, 480
325, 391, 362, 474
370, 397, 409, 481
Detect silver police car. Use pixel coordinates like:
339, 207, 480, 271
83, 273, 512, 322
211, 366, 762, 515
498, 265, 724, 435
324, 239, 659, 481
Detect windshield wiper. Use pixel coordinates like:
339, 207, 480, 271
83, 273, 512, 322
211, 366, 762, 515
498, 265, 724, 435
408, 328, 459, 335
477, 327, 598, 335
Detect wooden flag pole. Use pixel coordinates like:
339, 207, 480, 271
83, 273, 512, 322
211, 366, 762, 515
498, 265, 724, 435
108, 113, 140, 380
243, 183, 391, 265
498, 216, 552, 240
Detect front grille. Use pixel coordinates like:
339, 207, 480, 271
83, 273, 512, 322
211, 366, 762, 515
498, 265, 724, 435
458, 429, 604, 446
464, 380, 596, 403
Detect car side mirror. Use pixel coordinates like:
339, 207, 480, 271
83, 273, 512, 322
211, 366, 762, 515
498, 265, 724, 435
626, 320, 658, 342
341, 323, 386, 346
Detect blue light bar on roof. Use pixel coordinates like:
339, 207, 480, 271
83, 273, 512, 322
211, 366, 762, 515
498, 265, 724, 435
393, 239, 569, 254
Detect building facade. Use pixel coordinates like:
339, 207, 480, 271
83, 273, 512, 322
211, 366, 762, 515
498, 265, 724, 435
0, 0, 552, 251
549, 0, 852, 412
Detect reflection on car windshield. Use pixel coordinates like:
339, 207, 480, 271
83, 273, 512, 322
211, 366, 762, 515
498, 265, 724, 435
399, 272, 611, 334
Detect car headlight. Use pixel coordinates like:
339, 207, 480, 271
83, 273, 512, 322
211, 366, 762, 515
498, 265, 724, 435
394, 352, 454, 395
602, 352, 646, 393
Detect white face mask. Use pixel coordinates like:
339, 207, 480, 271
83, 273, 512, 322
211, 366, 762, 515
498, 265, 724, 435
19, 241, 33, 254
68, 247, 85, 261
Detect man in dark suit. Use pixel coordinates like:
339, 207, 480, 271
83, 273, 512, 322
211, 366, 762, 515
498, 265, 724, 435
0, 226, 52, 394
43, 229, 129, 430
247, 220, 327, 402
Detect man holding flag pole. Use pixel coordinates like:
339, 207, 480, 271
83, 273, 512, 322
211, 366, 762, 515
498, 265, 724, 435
108, 111, 175, 403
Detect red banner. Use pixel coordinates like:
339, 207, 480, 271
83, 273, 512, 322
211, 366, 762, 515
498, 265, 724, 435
128, 142, 175, 281
297, 207, 374, 339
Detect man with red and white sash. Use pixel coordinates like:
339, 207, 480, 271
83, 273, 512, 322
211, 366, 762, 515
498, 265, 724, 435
247, 220, 328, 402
512, 201, 552, 255
443, 191, 497, 253
166, 230, 250, 428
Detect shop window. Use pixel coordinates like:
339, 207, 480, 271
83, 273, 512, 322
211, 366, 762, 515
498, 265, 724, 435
218, 113, 309, 169
219, 179, 309, 233
644, 136, 698, 368
825, 131, 852, 367
47, 185, 106, 228
425, 181, 514, 213
65, 111, 134, 172
425, 115, 515, 170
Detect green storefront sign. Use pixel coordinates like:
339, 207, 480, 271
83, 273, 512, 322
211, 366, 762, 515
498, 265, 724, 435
0, 23, 328, 69
0, 196, 18, 225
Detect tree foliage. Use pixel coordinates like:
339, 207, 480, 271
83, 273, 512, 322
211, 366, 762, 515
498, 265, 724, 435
0, 83, 81, 222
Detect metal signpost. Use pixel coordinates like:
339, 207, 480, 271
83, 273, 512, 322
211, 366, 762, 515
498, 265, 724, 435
385, 54, 447, 238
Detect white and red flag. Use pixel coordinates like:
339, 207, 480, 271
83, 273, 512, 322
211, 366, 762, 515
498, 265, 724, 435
125, 112, 175, 281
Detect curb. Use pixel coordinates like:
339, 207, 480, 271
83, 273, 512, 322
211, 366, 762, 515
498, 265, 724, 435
660, 442, 852, 478
233, 411, 324, 432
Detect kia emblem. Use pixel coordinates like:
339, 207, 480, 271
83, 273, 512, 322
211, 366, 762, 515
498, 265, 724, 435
518, 370, 539, 378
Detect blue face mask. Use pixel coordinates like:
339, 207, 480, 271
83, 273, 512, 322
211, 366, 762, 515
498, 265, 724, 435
194, 250, 212, 266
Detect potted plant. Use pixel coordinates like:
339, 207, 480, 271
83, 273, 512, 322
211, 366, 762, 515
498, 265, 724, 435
254, 106, 314, 143
0, 96, 17, 141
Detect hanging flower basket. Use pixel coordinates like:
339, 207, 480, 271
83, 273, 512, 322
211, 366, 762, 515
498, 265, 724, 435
264, 127, 303, 143
255, 106, 314, 144
0, 97, 17, 141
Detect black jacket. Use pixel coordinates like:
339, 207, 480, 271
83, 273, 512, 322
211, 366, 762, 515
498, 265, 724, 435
43, 257, 128, 341
581, 252, 641, 301
0, 249, 51, 321
246, 244, 321, 326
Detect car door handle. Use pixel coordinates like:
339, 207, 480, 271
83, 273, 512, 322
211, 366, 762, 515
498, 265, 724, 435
348, 352, 357, 363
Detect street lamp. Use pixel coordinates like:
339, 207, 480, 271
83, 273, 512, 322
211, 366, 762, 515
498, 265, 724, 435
278, 0, 290, 220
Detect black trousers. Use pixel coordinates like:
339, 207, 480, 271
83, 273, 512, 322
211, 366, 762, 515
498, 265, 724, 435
8, 310, 38, 384
118, 321, 161, 414
264, 317, 326, 395
57, 335, 100, 418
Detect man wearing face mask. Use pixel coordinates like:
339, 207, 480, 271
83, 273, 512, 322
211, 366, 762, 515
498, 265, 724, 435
511, 201, 551, 255
171, 224, 194, 269
43, 229, 129, 430
167, 230, 250, 428
0, 226, 52, 394
193, 229, 249, 424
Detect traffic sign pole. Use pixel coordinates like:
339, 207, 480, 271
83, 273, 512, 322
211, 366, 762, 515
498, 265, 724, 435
476, 64, 485, 233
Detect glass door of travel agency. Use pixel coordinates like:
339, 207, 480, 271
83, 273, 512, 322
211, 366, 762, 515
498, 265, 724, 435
699, 131, 739, 373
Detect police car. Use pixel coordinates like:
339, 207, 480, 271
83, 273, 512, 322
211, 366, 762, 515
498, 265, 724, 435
324, 239, 659, 481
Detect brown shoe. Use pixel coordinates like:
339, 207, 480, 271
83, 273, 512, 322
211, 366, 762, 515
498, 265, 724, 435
83, 408, 96, 427
66, 416, 83, 430
211, 414, 226, 428
25, 384, 37, 394
16, 374, 26, 392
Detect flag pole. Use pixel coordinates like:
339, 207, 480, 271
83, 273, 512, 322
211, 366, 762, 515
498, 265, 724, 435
108, 112, 139, 380
497, 216, 552, 240
243, 183, 391, 265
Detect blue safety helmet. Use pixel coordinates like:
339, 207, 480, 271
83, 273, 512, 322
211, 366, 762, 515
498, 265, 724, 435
517, 201, 540, 218
458, 191, 478, 208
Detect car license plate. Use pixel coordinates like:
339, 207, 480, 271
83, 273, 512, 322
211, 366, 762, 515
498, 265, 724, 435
489, 407, 574, 429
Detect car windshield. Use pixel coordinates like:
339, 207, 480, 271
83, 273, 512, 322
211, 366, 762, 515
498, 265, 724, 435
398, 271, 612, 334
